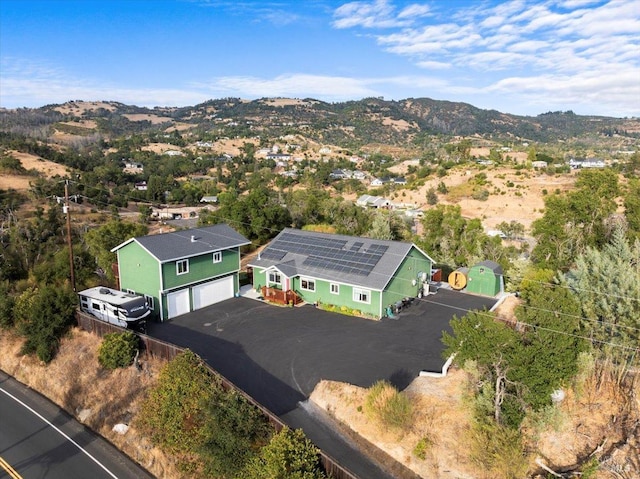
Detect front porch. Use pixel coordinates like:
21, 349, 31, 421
260, 286, 303, 306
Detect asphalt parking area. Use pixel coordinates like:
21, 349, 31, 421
148, 288, 496, 416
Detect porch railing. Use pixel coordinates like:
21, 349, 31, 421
261, 286, 303, 306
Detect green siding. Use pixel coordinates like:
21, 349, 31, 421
253, 269, 267, 290
251, 245, 432, 319
117, 242, 161, 318
382, 247, 432, 313
162, 249, 240, 289
466, 266, 501, 296
292, 277, 381, 318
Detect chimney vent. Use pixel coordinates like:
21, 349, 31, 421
191, 235, 196, 242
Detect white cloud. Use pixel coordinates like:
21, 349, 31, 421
333, 0, 404, 29
416, 60, 451, 70
199, 74, 381, 100
397, 4, 432, 20
333, 0, 640, 115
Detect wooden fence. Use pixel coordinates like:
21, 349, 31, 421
75, 311, 359, 479
261, 286, 303, 306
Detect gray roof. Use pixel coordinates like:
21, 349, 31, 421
249, 228, 432, 290
472, 260, 503, 275
113, 224, 250, 263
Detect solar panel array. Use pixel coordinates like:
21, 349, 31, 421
261, 232, 388, 276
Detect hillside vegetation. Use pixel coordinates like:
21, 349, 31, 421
1, 96, 639, 478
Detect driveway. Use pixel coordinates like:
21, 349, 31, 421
148, 288, 496, 415
148, 288, 496, 479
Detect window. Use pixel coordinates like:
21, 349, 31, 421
92, 303, 101, 311
353, 288, 371, 304
300, 277, 316, 292
330, 283, 340, 295
213, 251, 222, 263
145, 295, 154, 309
268, 271, 281, 285
176, 259, 189, 275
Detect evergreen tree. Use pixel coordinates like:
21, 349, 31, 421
562, 225, 640, 349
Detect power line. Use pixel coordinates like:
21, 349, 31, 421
15, 179, 640, 341
51, 180, 640, 319
419, 296, 640, 353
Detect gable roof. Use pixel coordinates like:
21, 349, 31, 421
249, 228, 433, 290
472, 260, 503, 275
112, 223, 250, 263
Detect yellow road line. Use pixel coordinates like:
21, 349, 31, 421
0, 456, 22, 479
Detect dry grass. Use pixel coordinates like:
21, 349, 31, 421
311, 372, 479, 479
311, 361, 640, 479
0, 329, 185, 479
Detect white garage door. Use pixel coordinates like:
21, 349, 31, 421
192, 276, 234, 310
167, 289, 190, 319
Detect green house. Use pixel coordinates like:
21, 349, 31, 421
465, 260, 503, 297
249, 228, 435, 319
111, 224, 250, 321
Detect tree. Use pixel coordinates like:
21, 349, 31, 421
244, 427, 327, 479
496, 220, 525, 240
367, 211, 395, 240
623, 179, 640, 240
562, 225, 640, 350
138, 204, 152, 224
512, 278, 586, 410
136, 350, 214, 454
443, 311, 521, 425
532, 169, 618, 270
84, 219, 148, 282
15, 285, 76, 363
419, 204, 507, 269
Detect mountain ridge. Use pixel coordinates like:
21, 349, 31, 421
1, 96, 638, 148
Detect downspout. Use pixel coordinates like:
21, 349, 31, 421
159, 260, 165, 322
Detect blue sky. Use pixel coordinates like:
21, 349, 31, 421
1, 0, 638, 116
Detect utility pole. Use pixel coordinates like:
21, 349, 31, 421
65, 180, 76, 292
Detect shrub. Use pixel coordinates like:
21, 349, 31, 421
364, 380, 413, 430
413, 436, 433, 460
200, 389, 271, 478
471, 188, 490, 201
426, 187, 438, 205
0, 284, 15, 329
15, 285, 76, 363
136, 350, 214, 454
98, 332, 139, 370
469, 418, 528, 479
243, 427, 326, 479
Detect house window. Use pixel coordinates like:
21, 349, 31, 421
176, 259, 189, 275
300, 277, 316, 292
213, 251, 222, 263
268, 271, 281, 285
353, 288, 371, 304
330, 283, 340, 295
145, 295, 154, 309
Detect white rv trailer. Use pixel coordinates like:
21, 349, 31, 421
78, 287, 150, 332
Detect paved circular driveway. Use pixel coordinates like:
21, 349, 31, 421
148, 288, 496, 415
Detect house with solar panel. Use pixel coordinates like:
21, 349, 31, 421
248, 228, 435, 319
111, 224, 250, 321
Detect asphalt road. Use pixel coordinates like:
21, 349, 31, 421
148, 288, 496, 479
0, 370, 154, 479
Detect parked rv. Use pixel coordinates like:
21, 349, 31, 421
78, 287, 150, 332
